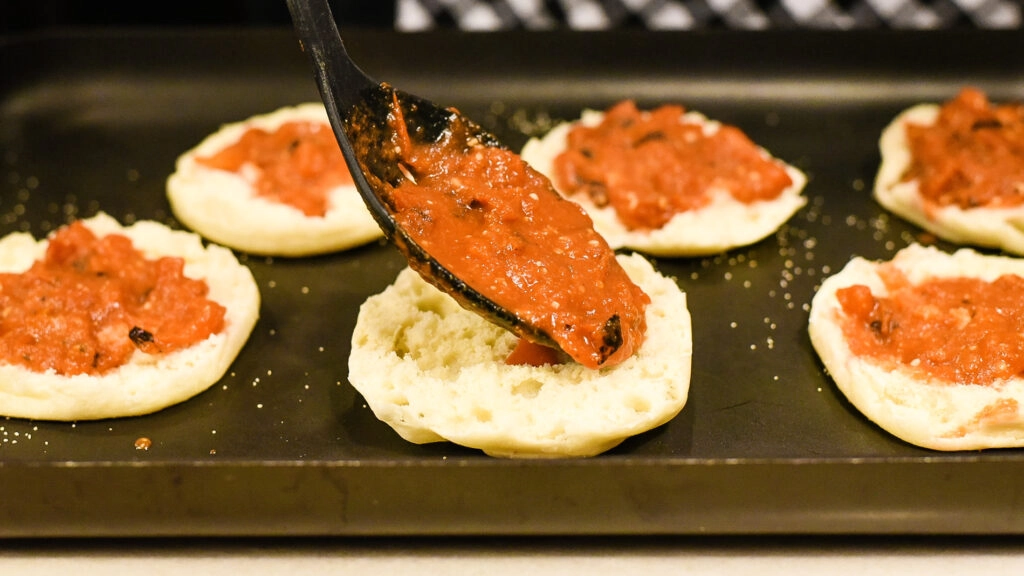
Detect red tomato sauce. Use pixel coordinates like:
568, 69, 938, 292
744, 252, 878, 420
0, 222, 226, 376
903, 87, 1024, 209
836, 267, 1024, 385
382, 99, 649, 369
552, 100, 794, 230
196, 120, 353, 217
504, 338, 567, 367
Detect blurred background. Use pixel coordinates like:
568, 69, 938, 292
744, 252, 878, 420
2, 0, 1020, 33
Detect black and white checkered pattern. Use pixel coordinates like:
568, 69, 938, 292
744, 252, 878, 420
395, 0, 1023, 31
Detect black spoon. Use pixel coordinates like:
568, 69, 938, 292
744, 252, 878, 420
284, 0, 567, 347
285, 0, 635, 366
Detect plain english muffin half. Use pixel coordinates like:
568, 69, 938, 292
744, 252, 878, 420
348, 253, 692, 458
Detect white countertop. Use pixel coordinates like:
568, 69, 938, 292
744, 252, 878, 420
3, 537, 1024, 575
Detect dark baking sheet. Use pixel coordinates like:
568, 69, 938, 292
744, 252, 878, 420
2, 27, 1024, 537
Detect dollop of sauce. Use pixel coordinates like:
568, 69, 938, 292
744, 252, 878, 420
553, 100, 794, 230
836, 267, 1024, 385
903, 87, 1024, 209
0, 222, 226, 376
384, 99, 649, 369
196, 120, 353, 217
504, 338, 567, 367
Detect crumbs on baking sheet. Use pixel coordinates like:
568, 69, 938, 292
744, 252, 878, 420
1, 423, 35, 446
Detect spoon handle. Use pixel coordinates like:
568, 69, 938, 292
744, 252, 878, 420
284, 0, 377, 110
285, 0, 394, 234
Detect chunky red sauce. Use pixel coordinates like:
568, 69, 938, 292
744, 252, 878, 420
903, 87, 1024, 209
504, 338, 567, 367
383, 99, 649, 369
552, 100, 793, 230
0, 222, 226, 376
196, 120, 353, 217
836, 267, 1024, 385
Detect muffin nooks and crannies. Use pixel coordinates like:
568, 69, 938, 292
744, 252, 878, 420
520, 101, 807, 256
874, 87, 1024, 255
166, 103, 384, 257
348, 254, 691, 458
809, 244, 1024, 450
0, 213, 260, 421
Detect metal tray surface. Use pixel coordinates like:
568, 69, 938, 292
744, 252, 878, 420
1, 28, 1024, 537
